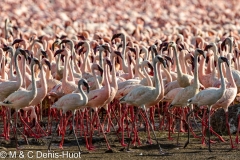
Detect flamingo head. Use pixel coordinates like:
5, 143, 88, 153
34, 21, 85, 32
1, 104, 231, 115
31, 57, 41, 70
219, 56, 230, 67
41, 50, 48, 58
111, 33, 122, 41
42, 58, 51, 70
104, 58, 112, 72
196, 49, 206, 58
12, 39, 24, 46
114, 51, 123, 59
156, 55, 166, 68
79, 79, 90, 93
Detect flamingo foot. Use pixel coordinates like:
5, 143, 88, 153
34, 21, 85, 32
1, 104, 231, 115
210, 140, 217, 144
121, 142, 127, 147
168, 137, 174, 141
235, 137, 239, 144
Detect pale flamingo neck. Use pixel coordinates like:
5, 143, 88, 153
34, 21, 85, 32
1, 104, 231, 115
179, 50, 187, 74
111, 56, 118, 90
127, 53, 134, 79
40, 65, 47, 94
193, 52, 200, 89
158, 62, 164, 101
83, 42, 90, 73
14, 51, 23, 88
21, 54, 26, 88
173, 45, 183, 77
162, 66, 172, 83
153, 59, 160, 96
218, 60, 226, 92
141, 61, 153, 87
225, 60, 236, 88
199, 55, 205, 77
121, 34, 128, 73
63, 53, 70, 82
30, 62, 37, 98
92, 65, 101, 89
78, 82, 88, 105
1, 52, 5, 79
67, 57, 74, 82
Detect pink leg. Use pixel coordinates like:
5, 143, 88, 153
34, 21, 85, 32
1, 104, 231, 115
96, 111, 111, 150
225, 112, 237, 149
236, 114, 240, 144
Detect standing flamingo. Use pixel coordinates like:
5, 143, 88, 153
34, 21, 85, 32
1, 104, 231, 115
48, 79, 89, 152
120, 45, 166, 154
187, 56, 229, 152
0, 57, 40, 148
212, 54, 237, 149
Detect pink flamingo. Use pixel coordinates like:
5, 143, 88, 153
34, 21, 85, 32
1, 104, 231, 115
212, 54, 237, 149
187, 56, 229, 152
48, 79, 89, 153
0, 57, 40, 148
120, 46, 166, 154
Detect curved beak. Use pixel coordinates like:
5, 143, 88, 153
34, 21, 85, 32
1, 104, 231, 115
117, 44, 123, 50
51, 41, 59, 51
12, 39, 24, 46
197, 49, 206, 58
54, 49, 64, 57
128, 47, 136, 55
97, 65, 104, 77
44, 59, 51, 70
157, 56, 167, 68
19, 49, 28, 61
114, 51, 123, 59
147, 61, 154, 72
220, 57, 230, 67
2, 46, 10, 52
59, 39, 69, 45
83, 81, 90, 93
106, 59, 112, 72
111, 33, 122, 41
164, 55, 174, 65
102, 45, 111, 53
33, 58, 41, 70
41, 50, 48, 58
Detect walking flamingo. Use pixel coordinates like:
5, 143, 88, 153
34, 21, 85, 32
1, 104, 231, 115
120, 45, 166, 154
187, 56, 229, 152
48, 79, 89, 152
0, 57, 40, 148
211, 54, 237, 149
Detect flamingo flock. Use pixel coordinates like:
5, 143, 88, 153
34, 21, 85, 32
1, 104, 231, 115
0, 0, 240, 156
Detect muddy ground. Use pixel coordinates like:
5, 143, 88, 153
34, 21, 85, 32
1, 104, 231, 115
1, 127, 239, 160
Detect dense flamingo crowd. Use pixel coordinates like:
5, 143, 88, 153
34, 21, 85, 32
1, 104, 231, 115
0, 0, 240, 155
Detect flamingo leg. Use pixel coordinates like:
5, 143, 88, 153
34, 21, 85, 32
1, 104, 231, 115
72, 110, 82, 153
142, 105, 164, 154
127, 107, 140, 151
225, 112, 237, 149
48, 114, 62, 151
208, 106, 212, 152
96, 110, 112, 151
184, 107, 195, 148
236, 114, 240, 144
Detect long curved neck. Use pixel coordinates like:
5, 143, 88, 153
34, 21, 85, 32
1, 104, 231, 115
162, 66, 172, 83
69, 41, 76, 75
153, 60, 160, 96
121, 34, 128, 73
127, 54, 134, 79
9, 48, 15, 80
142, 63, 153, 87
218, 61, 226, 92
111, 56, 118, 89
99, 49, 104, 69
103, 61, 110, 94
83, 43, 90, 73
1, 54, 5, 79
40, 65, 47, 94
199, 55, 205, 77
21, 55, 26, 88
173, 46, 183, 77
179, 50, 187, 74
92, 67, 101, 89
4, 20, 8, 39
30, 63, 37, 98
157, 63, 164, 101
45, 65, 52, 80
73, 56, 81, 74
193, 53, 200, 88
226, 60, 236, 88
79, 84, 88, 105
14, 53, 23, 88
63, 54, 70, 82
68, 59, 74, 82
